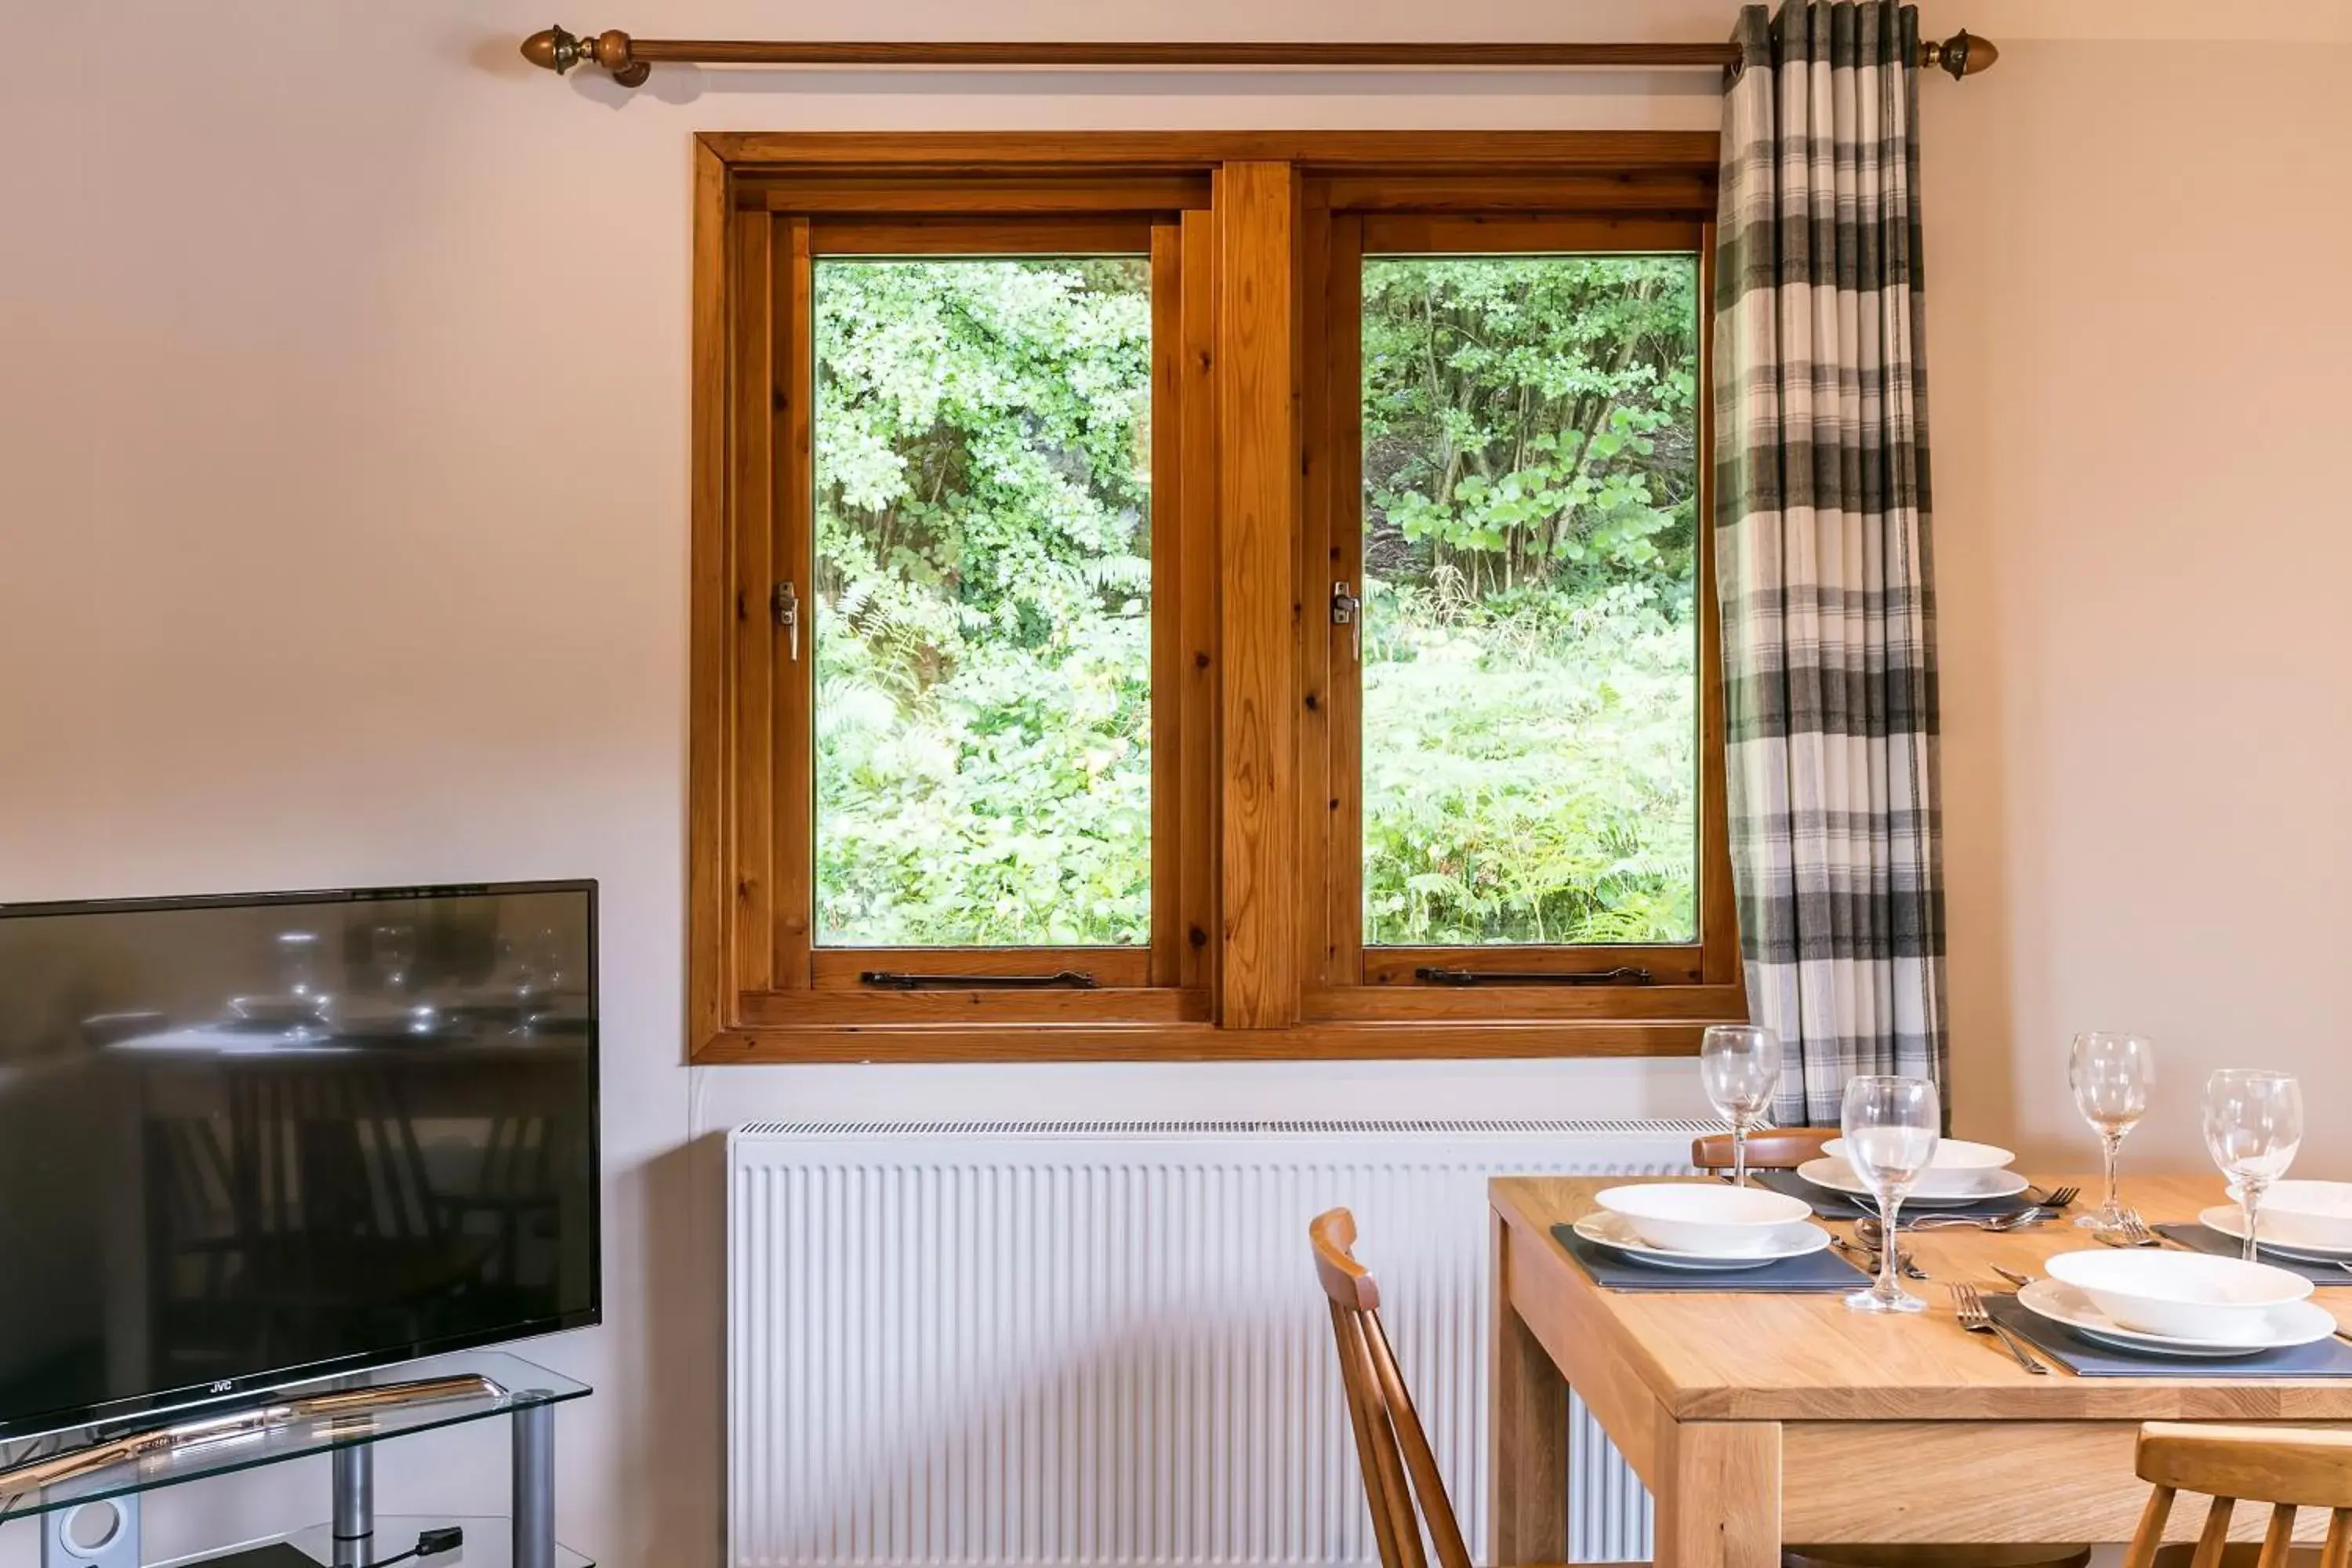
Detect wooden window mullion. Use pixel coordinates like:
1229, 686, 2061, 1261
1214, 161, 1303, 1029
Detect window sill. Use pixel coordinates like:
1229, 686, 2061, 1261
691, 1014, 1744, 1064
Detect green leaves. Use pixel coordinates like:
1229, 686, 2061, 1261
1359, 255, 1702, 946
813, 258, 1154, 947
1361, 254, 1698, 601
805, 249, 1701, 954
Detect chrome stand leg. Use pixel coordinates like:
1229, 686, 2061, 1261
512, 1401, 555, 1568
332, 1444, 375, 1567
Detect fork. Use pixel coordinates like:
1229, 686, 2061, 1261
2097, 1209, 2162, 1248
2030, 1185, 2082, 1210
1951, 1282, 2048, 1374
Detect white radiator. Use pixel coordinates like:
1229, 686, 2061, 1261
727, 1119, 1709, 1568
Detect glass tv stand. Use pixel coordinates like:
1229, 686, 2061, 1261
0, 1351, 591, 1567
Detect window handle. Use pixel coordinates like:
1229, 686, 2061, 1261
772, 580, 800, 660
858, 970, 1100, 990
1330, 581, 1361, 659
1413, 965, 1654, 986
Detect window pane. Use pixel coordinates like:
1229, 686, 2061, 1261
1360, 255, 1700, 946
813, 257, 1152, 947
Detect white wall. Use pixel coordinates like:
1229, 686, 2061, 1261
1928, 23, 2352, 1172
4, 3, 2348, 1563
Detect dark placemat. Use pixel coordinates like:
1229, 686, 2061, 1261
1984, 1294, 2352, 1377
1552, 1224, 1868, 1293
2156, 1223, 2352, 1286
1751, 1167, 2041, 1221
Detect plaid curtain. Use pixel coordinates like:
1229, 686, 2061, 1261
1715, 1, 1947, 1124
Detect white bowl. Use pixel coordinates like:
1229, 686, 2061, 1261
2227, 1181, 2352, 1251
2044, 1248, 2314, 1341
1822, 1136, 2016, 1172
1595, 1183, 1813, 1257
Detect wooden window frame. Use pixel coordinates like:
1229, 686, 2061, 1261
1301, 201, 1743, 1026
689, 131, 1741, 1063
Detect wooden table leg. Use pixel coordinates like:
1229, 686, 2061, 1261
1492, 1209, 1569, 1566
1655, 1421, 1781, 1568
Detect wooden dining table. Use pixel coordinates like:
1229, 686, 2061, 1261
1490, 1174, 2352, 1568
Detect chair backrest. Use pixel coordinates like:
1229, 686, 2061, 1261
2125, 1425, 2352, 1568
1688, 1126, 1835, 1172
1308, 1209, 1473, 1568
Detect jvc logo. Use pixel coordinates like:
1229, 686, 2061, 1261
209, 1381, 234, 1394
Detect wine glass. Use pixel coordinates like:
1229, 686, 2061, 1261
370, 922, 419, 995
1700, 1024, 1782, 1188
2069, 1032, 2152, 1229
1840, 1076, 1941, 1314
277, 930, 334, 1026
2203, 1070, 2303, 1261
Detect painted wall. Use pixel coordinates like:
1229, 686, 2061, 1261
4, 2, 2347, 1562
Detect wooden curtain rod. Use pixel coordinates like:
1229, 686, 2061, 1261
520, 26, 1998, 87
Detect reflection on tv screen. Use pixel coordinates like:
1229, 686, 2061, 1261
0, 882, 600, 1437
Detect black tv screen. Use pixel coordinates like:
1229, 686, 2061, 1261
0, 880, 599, 1438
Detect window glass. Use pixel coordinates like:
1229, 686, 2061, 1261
813, 257, 1153, 946
1359, 254, 1700, 946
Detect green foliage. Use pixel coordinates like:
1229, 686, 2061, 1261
810, 250, 1701, 952
1360, 256, 1700, 946
1362, 584, 1697, 945
814, 259, 1152, 946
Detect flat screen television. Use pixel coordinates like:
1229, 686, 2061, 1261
0, 880, 599, 1439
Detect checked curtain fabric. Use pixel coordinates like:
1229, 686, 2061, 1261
1715, 2, 1947, 1123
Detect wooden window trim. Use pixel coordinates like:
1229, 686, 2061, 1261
1301, 198, 1743, 1033
688, 131, 1740, 1064
739, 201, 1209, 1029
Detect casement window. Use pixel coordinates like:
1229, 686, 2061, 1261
690, 133, 1743, 1062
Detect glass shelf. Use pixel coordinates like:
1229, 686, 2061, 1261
191, 1514, 593, 1567
0, 1350, 588, 1524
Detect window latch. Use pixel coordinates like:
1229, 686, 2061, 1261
859, 970, 1100, 990
1330, 581, 1361, 659
1413, 965, 1654, 987
771, 580, 800, 660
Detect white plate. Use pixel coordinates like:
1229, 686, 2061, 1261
2201, 1205, 2352, 1263
1797, 1157, 2031, 1207
1573, 1212, 1829, 1272
1824, 1136, 2016, 1173
2016, 1277, 2339, 1359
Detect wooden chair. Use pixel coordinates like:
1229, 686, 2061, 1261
1688, 1126, 1835, 1172
2123, 1425, 2352, 1568
1312, 1207, 2086, 1568
1310, 1207, 1588, 1568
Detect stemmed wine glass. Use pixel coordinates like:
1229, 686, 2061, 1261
370, 922, 419, 995
1840, 1076, 1941, 1314
2069, 1032, 2152, 1229
1700, 1024, 1782, 1188
2203, 1070, 2303, 1261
